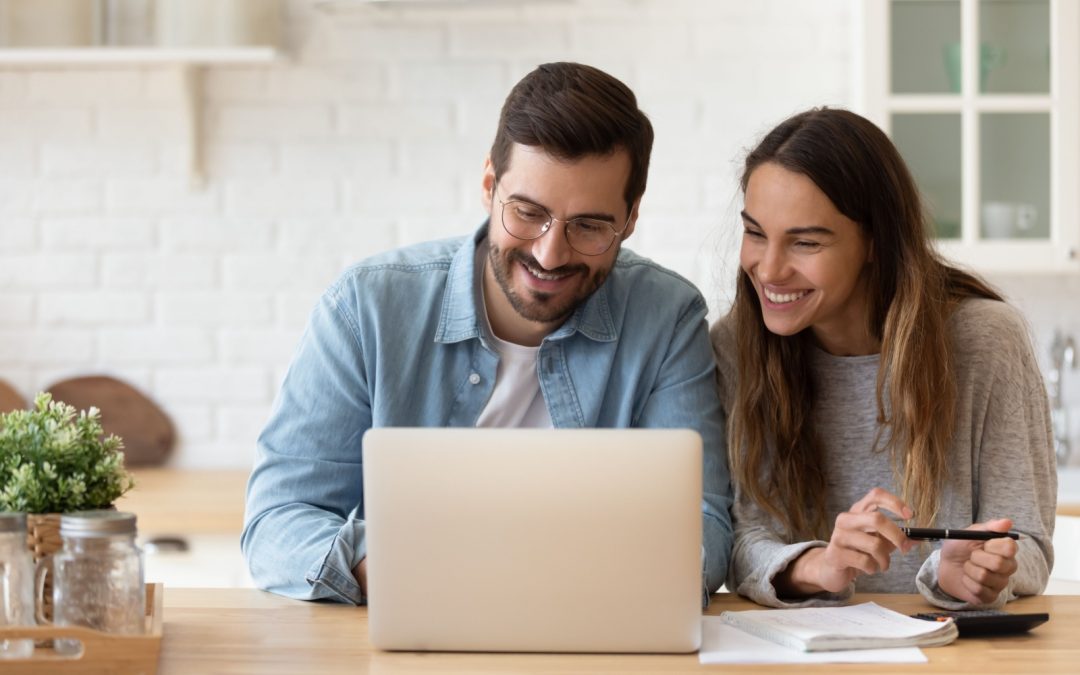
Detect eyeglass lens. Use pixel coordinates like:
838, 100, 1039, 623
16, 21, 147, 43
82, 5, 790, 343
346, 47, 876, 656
500, 200, 619, 256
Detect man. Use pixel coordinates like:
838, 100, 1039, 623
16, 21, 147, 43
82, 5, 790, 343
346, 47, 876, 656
242, 62, 732, 605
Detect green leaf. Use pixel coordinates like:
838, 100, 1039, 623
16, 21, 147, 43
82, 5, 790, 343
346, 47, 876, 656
0, 392, 135, 513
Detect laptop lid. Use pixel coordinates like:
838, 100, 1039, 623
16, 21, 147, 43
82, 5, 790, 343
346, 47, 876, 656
362, 428, 703, 653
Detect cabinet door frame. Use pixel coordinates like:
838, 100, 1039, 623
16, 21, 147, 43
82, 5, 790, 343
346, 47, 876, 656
859, 0, 1079, 272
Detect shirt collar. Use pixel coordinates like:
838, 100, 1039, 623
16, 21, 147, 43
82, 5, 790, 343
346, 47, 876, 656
435, 222, 618, 345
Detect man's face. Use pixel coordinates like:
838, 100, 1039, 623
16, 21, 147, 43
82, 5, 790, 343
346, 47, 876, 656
480, 144, 638, 344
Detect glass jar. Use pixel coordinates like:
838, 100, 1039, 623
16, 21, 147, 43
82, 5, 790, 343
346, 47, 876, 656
44, 511, 144, 654
0, 512, 34, 659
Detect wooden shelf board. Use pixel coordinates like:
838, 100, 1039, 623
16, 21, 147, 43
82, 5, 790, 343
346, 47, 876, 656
0, 46, 279, 65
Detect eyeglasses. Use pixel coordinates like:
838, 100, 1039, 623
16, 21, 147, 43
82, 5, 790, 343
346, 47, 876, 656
493, 182, 630, 256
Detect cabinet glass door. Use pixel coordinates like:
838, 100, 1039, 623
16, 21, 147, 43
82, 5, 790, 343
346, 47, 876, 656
870, 0, 1079, 269
893, 114, 963, 239
979, 0, 1050, 94
891, 0, 960, 93
980, 112, 1049, 239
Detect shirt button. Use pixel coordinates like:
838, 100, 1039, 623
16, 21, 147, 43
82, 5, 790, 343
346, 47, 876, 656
468, 373, 481, 385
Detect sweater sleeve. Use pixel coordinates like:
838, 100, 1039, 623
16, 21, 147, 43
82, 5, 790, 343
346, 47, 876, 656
917, 303, 1057, 608
729, 486, 853, 607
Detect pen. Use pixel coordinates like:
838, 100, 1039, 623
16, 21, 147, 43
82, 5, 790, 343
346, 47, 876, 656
902, 527, 1020, 541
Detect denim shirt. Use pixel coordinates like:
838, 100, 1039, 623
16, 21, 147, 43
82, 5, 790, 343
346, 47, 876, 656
242, 225, 733, 605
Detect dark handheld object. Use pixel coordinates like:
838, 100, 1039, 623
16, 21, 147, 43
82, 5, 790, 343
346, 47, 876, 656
912, 610, 1049, 637
902, 527, 1020, 541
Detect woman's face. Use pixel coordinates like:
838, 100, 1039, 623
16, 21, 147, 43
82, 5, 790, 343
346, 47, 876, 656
740, 162, 876, 356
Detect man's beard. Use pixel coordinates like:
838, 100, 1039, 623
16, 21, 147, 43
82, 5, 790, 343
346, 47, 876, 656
487, 242, 614, 324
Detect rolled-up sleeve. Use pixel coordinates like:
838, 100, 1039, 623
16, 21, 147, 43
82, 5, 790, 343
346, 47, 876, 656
241, 286, 372, 604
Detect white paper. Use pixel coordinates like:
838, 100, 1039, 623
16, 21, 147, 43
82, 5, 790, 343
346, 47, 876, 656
699, 618, 928, 665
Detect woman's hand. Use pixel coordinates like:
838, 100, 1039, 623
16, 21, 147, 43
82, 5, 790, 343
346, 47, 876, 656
777, 487, 915, 597
937, 518, 1018, 605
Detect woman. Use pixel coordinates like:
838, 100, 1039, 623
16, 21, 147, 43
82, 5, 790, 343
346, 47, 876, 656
713, 108, 1056, 608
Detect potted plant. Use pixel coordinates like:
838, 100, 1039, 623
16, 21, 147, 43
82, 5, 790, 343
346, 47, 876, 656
0, 392, 134, 617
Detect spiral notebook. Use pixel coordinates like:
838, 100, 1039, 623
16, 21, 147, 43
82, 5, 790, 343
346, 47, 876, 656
720, 602, 959, 652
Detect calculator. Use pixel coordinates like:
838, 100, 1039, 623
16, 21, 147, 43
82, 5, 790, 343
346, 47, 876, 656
911, 609, 1049, 637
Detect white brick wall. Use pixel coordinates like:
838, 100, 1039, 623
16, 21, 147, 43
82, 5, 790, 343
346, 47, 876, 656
1, 0, 1075, 468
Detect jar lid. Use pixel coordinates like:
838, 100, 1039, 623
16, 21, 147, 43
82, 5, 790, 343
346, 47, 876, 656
60, 510, 137, 537
0, 512, 27, 533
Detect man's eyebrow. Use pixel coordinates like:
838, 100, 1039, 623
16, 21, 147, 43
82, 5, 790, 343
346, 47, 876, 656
507, 192, 617, 223
740, 210, 835, 236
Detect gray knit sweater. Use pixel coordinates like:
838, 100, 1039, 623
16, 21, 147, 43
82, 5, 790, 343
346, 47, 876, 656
711, 298, 1057, 608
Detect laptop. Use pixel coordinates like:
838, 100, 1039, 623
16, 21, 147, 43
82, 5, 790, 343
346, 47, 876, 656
362, 427, 703, 653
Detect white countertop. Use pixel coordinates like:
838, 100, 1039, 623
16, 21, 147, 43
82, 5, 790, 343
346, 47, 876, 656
1060, 465, 1080, 508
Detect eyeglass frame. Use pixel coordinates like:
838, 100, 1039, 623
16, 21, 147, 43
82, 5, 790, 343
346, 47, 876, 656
491, 180, 633, 256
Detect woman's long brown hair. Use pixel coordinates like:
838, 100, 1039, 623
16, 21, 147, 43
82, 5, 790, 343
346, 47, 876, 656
730, 108, 1002, 540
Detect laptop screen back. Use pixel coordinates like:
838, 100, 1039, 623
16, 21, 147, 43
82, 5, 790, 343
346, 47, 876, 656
362, 428, 703, 653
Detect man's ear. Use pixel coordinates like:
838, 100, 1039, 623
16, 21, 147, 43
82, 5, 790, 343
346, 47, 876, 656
481, 155, 496, 213
621, 198, 641, 241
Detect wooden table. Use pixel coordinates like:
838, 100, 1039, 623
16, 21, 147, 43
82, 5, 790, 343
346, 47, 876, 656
115, 469, 249, 535
156, 589, 1077, 674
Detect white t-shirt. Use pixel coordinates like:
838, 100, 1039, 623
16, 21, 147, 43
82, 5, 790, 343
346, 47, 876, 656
474, 243, 553, 429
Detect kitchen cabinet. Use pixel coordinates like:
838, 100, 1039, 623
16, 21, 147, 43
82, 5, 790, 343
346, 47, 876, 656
860, 0, 1079, 272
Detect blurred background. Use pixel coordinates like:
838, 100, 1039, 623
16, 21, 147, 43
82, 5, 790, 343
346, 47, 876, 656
1, 0, 1077, 591
0, 0, 1075, 468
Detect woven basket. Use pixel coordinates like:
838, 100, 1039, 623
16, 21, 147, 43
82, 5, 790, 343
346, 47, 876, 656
26, 513, 62, 622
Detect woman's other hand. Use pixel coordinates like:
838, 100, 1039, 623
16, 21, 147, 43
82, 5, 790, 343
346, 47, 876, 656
937, 518, 1019, 605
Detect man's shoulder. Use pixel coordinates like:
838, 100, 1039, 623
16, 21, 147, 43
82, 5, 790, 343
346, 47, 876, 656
610, 247, 706, 310
348, 235, 466, 274
328, 235, 468, 296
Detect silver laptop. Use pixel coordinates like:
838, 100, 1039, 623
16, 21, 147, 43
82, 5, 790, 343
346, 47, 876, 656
362, 427, 703, 653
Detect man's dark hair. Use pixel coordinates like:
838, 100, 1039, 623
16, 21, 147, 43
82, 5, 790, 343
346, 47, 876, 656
490, 62, 653, 210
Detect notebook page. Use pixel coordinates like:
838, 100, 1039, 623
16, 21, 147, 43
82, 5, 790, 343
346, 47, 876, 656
729, 602, 948, 639
720, 602, 956, 651
700, 618, 927, 665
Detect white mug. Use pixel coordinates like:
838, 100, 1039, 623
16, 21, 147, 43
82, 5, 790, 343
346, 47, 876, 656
981, 201, 1038, 239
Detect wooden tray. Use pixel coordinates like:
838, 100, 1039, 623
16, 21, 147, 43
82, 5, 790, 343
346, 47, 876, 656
0, 583, 163, 674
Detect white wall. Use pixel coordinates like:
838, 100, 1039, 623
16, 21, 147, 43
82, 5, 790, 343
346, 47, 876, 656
0, 0, 1076, 468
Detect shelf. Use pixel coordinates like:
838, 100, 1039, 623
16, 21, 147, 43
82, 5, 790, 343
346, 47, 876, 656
314, 0, 570, 11
0, 47, 282, 189
0, 46, 279, 65
887, 94, 1053, 113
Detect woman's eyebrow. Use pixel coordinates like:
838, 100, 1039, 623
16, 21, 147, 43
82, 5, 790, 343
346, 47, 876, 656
786, 225, 835, 237
740, 210, 762, 228
740, 211, 834, 236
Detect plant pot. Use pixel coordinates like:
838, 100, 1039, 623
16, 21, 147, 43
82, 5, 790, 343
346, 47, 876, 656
26, 513, 62, 623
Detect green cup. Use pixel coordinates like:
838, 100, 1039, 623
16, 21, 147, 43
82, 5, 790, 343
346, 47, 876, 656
943, 42, 1006, 92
